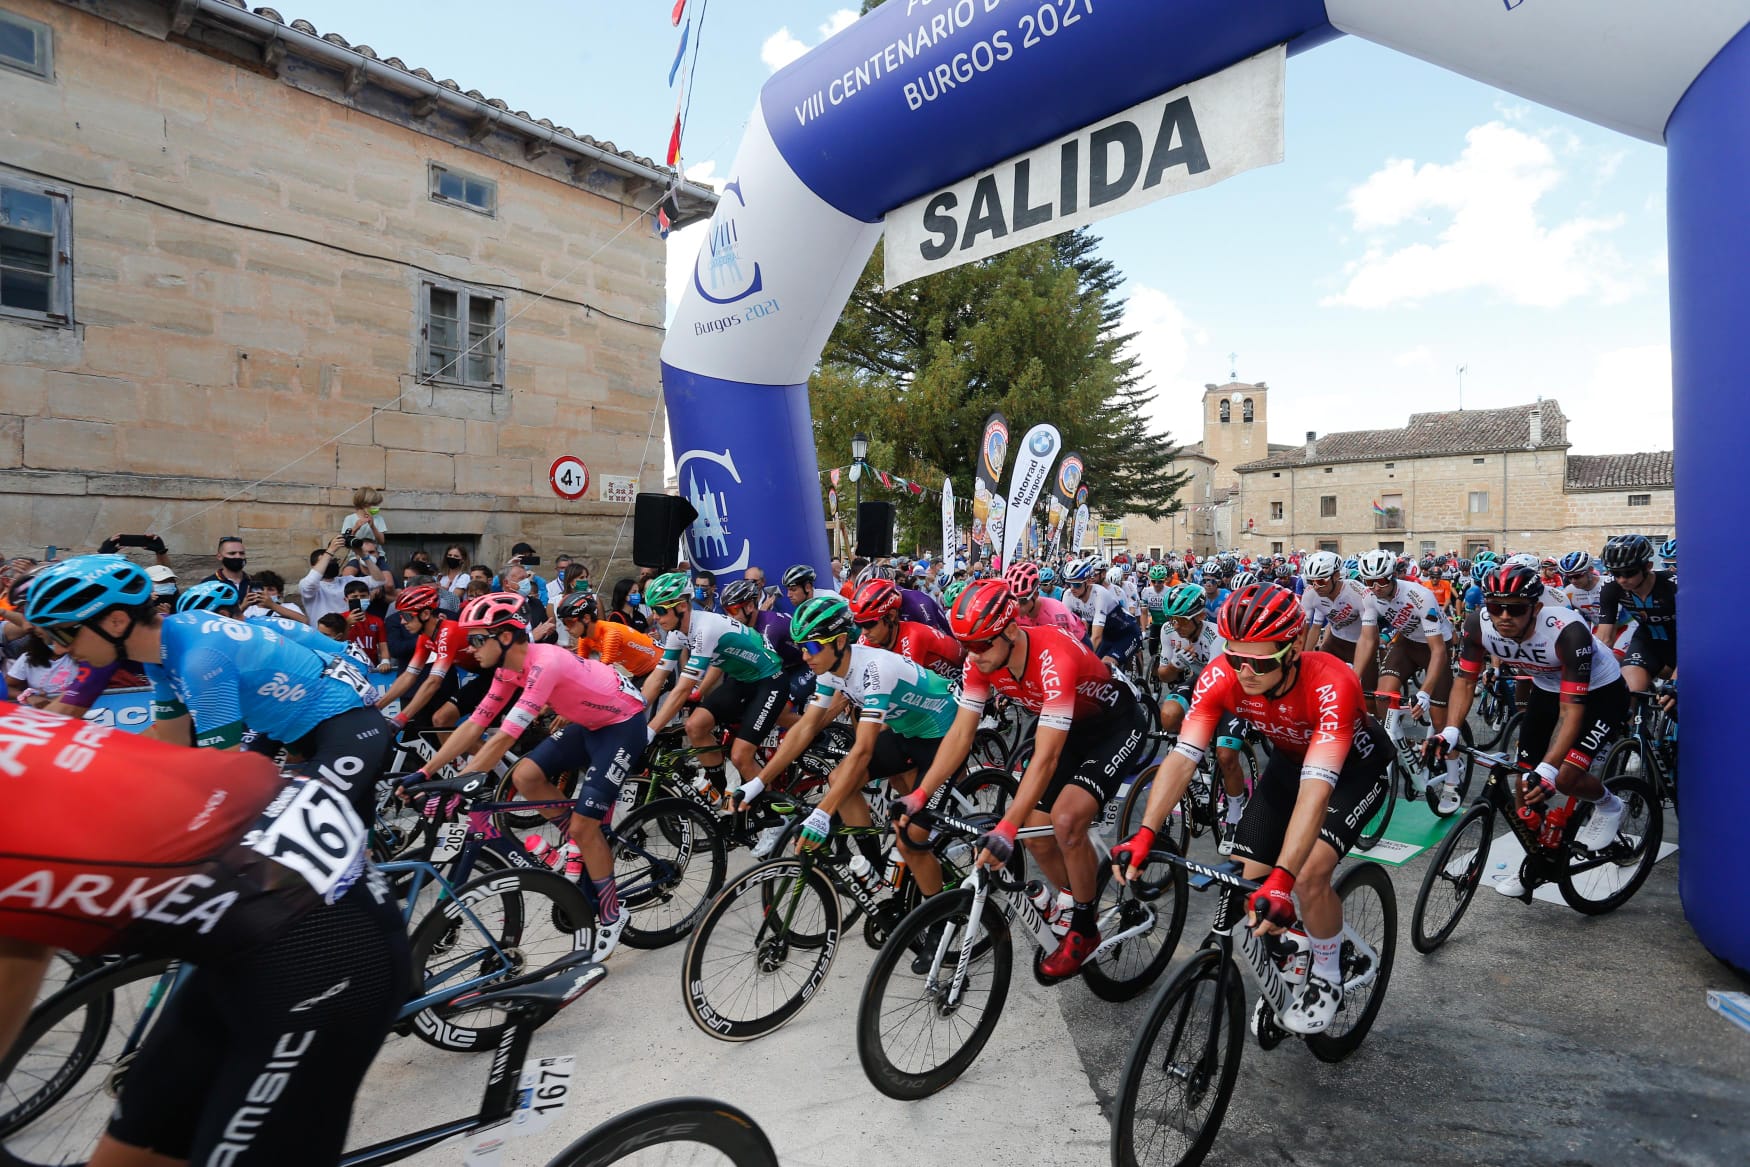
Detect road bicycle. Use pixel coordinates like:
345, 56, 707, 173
1353, 686, 1477, 850
1599, 687, 1678, 815
1469, 666, 1525, 752
1110, 851, 1397, 1167
1115, 721, 1266, 858
1411, 744, 1662, 953
855, 801, 1188, 1099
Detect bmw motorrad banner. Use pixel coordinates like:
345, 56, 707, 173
1045, 450, 1084, 553
941, 476, 957, 569
884, 46, 1284, 287
972, 412, 1009, 556
1072, 503, 1090, 557
1001, 423, 1061, 568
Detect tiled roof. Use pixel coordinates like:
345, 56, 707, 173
1564, 451, 1674, 491
1234, 402, 1570, 472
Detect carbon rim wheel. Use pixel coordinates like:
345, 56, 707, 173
613, 797, 729, 948
1556, 775, 1662, 915
1307, 861, 1398, 1062
546, 1097, 779, 1167
1411, 805, 1492, 954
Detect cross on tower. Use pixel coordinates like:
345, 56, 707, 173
1228, 352, 1238, 380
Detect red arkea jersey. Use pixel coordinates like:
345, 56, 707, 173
892, 620, 965, 678
956, 624, 1128, 731
1179, 651, 1368, 786
410, 617, 479, 677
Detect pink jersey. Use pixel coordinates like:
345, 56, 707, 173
1017, 595, 1087, 641
469, 643, 645, 737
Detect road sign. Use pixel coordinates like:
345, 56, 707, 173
549, 456, 589, 500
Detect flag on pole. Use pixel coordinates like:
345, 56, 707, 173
1371, 499, 1389, 516
668, 20, 691, 86
829, 467, 840, 487
666, 102, 683, 167
671, 0, 687, 26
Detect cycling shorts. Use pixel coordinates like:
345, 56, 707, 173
284, 706, 395, 822
1034, 693, 1151, 813
522, 714, 647, 820
1517, 679, 1628, 773
1620, 627, 1677, 677
107, 875, 409, 1166
1232, 716, 1391, 864
1320, 636, 1357, 665
869, 727, 941, 781
1379, 637, 1452, 706
701, 673, 788, 747
785, 666, 817, 713
400, 667, 460, 732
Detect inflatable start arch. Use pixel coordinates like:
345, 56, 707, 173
661, 0, 1750, 969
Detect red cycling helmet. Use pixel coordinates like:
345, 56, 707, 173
459, 592, 528, 632
1004, 561, 1040, 600
949, 579, 1016, 643
1217, 583, 1306, 644
1482, 564, 1544, 603
395, 585, 441, 613
849, 577, 903, 623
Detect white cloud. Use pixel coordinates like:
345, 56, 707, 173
1123, 285, 1210, 441
1325, 122, 1632, 310
1565, 344, 1673, 453
1393, 345, 1434, 368
761, 9, 860, 72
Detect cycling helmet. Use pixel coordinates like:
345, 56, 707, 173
643, 571, 692, 610
1230, 570, 1258, 590
22, 555, 153, 629
1004, 561, 1041, 600
1481, 564, 1544, 603
1217, 583, 1305, 644
791, 594, 856, 644
948, 579, 1016, 642
850, 577, 903, 622
857, 563, 896, 586
719, 579, 762, 610
459, 592, 528, 633
1274, 563, 1296, 580
1038, 566, 1056, 585
1062, 558, 1095, 584
1400, 561, 1421, 582
1658, 537, 1677, 564
394, 584, 441, 613
1355, 549, 1397, 582
1148, 564, 1170, 582
1473, 550, 1500, 566
1502, 552, 1540, 572
942, 578, 969, 607
1161, 583, 1206, 621
557, 592, 598, 621
175, 580, 241, 614
1341, 555, 1359, 573
781, 564, 817, 590
1470, 559, 1493, 583
1601, 534, 1653, 574
1301, 551, 1340, 581
1105, 566, 1125, 587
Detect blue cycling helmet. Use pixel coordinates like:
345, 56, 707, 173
1557, 550, 1592, 576
1038, 566, 1056, 584
23, 555, 154, 628
1062, 558, 1096, 584
1659, 537, 1676, 563
1470, 559, 1493, 583
1341, 555, 1359, 572
176, 580, 242, 614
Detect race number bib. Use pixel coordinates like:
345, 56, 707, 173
322, 655, 375, 702
244, 778, 367, 903
432, 821, 469, 862
513, 1056, 576, 1134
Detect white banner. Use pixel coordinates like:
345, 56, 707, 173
1071, 503, 1090, 557
941, 477, 956, 569
1001, 424, 1060, 567
885, 46, 1285, 287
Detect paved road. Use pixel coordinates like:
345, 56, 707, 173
349, 816, 1750, 1167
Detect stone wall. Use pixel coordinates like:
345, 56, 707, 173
0, 0, 667, 582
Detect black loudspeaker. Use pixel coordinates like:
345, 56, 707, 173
633, 493, 698, 571
856, 501, 895, 558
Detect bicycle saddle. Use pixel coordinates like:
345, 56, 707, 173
406, 773, 490, 800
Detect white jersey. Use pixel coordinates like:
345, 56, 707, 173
1369, 580, 1450, 644
1562, 579, 1603, 625
1065, 582, 1123, 630
1164, 618, 1224, 679
1300, 579, 1379, 644
1461, 603, 1621, 695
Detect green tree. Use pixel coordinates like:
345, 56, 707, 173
810, 229, 1192, 556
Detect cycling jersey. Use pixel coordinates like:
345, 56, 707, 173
1538, 583, 1574, 611
900, 587, 952, 634
247, 613, 346, 662
1456, 605, 1621, 698
660, 610, 783, 682
753, 608, 805, 671
469, 643, 646, 739
1563, 579, 1604, 625
811, 644, 956, 740
404, 617, 480, 681
1140, 584, 1170, 617
1301, 579, 1379, 644
1064, 582, 1127, 632
1164, 617, 1224, 677
1016, 595, 1086, 641
1178, 651, 1372, 787
1599, 572, 1677, 648
1367, 579, 1450, 644
575, 620, 660, 677
0, 706, 363, 960
956, 624, 1134, 731
148, 613, 374, 749
891, 619, 965, 678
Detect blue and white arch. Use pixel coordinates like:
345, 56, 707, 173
662, 0, 1750, 968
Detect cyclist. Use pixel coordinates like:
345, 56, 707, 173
1556, 551, 1604, 625
1594, 534, 1677, 696
1297, 550, 1380, 683
374, 584, 474, 733
898, 580, 1152, 979
782, 563, 823, 609
1062, 557, 1143, 669
176, 579, 370, 670
559, 591, 660, 678
1426, 564, 1630, 887
1140, 563, 1172, 659
643, 571, 787, 795
1038, 564, 1063, 601
1154, 583, 1251, 855
24, 556, 391, 819
1004, 561, 1086, 643
860, 563, 953, 634
721, 577, 815, 712
1113, 583, 1391, 1035
1658, 537, 1677, 579
0, 708, 407, 1167
850, 576, 965, 679
400, 593, 648, 958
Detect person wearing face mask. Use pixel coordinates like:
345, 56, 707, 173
203, 536, 254, 601
499, 558, 552, 636
437, 544, 470, 597
300, 534, 386, 623
340, 486, 388, 547
609, 577, 649, 633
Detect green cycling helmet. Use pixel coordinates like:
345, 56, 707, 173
1161, 583, 1206, 620
1148, 564, 1170, 582
643, 571, 692, 610
942, 579, 969, 607
791, 594, 856, 644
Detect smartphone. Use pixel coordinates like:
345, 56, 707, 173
45, 546, 57, 562
115, 534, 157, 549
519, 554, 541, 566
350, 596, 366, 615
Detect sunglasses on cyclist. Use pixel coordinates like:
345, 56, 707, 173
1224, 644, 1293, 675
960, 637, 1002, 655
1613, 565, 1647, 581
1484, 601, 1531, 618
466, 633, 498, 648
39, 624, 82, 649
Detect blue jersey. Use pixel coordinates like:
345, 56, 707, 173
1463, 584, 1484, 610
248, 614, 342, 660
148, 613, 374, 749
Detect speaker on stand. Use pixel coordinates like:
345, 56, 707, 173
633, 493, 699, 573
855, 501, 894, 558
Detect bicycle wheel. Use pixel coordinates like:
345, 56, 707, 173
969, 727, 1010, 773
953, 767, 1018, 819
613, 797, 728, 949
0, 957, 176, 1163
1116, 767, 1188, 857
1306, 861, 1397, 1062
1424, 720, 1476, 817
546, 1096, 779, 1167
406, 868, 592, 1052
1411, 804, 1494, 954
857, 888, 1013, 1100
1081, 846, 1187, 1002
1557, 775, 1662, 915
1110, 948, 1244, 1167
1600, 736, 1645, 783
1353, 765, 1396, 852
682, 859, 842, 1041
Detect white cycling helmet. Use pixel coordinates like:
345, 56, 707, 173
1105, 566, 1124, 587
1302, 550, 1341, 581
1504, 552, 1541, 572
1062, 557, 1096, 584
1355, 549, 1397, 582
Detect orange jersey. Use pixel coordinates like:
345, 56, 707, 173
574, 621, 659, 677
1430, 579, 1453, 608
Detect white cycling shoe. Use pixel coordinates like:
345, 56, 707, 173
592, 913, 629, 961
1494, 872, 1527, 898
749, 824, 786, 859
1436, 784, 1463, 815
1217, 833, 1238, 857
1279, 974, 1342, 1035
1575, 797, 1626, 852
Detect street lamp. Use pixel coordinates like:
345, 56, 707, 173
850, 432, 869, 551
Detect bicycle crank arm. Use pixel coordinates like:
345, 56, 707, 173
1089, 907, 1157, 960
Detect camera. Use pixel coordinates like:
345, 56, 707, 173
517, 554, 540, 566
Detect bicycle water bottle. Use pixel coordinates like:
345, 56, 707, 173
882, 844, 907, 889
1516, 802, 1544, 837
1023, 880, 1054, 921
1539, 802, 1574, 850
847, 852, 883, 894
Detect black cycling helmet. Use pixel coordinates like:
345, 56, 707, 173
781, 564, 816, 590
1481, 564, 1544, 602
719, 579, 762, 610
1601, 534, 1653, 574
557, 592, 598, 621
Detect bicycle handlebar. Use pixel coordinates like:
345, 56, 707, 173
899, 804, 1028, 891
1454, 743, 1532, 772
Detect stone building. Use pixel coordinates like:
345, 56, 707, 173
1, 0, 714, 578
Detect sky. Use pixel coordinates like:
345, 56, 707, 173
276, 1, 1675, 458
